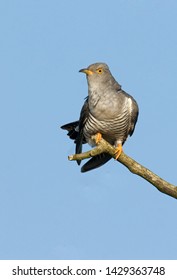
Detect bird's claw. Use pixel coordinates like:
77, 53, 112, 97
114, 143, 122, 159
95, 132, 102, 144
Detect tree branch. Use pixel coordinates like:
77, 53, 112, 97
68, 136, 177, 200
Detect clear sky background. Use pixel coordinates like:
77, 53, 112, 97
0, 0, 177, 260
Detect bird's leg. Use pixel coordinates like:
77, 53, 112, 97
95, 132, 102, 144
114, 143, 123, 159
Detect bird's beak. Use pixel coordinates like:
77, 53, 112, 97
79, 68, 93, 75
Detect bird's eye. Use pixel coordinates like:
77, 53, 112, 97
97, 68, 103, 74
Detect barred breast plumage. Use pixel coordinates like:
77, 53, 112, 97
61, 63, 139, 172
84, 93, 134, 146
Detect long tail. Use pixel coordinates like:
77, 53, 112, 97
61, 122, 112, 172
60, 121, 79, 141
61, 121, 85, 166
81, 153, 112, 172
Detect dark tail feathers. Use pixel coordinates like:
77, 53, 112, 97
60, 121, 79, 141
81, 153, 112, 173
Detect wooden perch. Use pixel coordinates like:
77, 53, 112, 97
68, 135, 177, 200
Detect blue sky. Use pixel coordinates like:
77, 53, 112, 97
0, 0, 177, 260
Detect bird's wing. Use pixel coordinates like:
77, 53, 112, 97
119, 90, 139, 137
129, 97, 139, 136
75, 97, 89, 165
61, 97, 89, 166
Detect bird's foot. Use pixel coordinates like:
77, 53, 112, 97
95, 132, 102, 144
114, 143, 122, 159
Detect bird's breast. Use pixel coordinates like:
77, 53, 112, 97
84, 98, 133, 146
89, 92, 132, 120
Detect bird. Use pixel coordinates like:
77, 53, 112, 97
61, 62, 139, 172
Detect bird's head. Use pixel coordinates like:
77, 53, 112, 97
79, 63, 112, 85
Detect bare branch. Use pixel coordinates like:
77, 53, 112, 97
68, 136, 177, 200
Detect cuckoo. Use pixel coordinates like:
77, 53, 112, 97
61, 63, 139, 172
